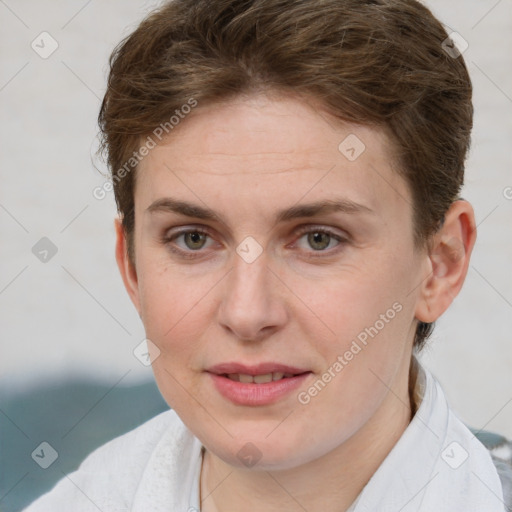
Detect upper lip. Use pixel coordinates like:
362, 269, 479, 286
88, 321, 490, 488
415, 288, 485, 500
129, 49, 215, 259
207, 362, 311, 376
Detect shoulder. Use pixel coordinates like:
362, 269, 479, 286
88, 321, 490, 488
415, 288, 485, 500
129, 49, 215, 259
471, 428, 512, 511
76, 408, 183, 469
22, 409, 186, 512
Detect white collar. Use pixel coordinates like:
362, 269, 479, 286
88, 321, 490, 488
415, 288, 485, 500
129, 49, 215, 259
347, 356, 505, 511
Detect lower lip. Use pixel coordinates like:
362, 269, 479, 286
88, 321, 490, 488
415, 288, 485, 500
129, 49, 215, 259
208, 372, 312, 406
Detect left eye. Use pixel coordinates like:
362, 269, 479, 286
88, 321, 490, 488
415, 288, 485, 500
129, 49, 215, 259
294, 228, 345, 252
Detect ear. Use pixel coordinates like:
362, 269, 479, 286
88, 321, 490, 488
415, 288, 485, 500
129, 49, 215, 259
114, 217, 141, 315
414, 200, 477, 324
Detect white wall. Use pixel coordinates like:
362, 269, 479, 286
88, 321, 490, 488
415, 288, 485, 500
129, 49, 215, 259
1, 0, 511, 437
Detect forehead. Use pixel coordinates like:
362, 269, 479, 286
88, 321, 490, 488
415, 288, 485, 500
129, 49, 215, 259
145, 93, 393, 165
136, 93, 412, 226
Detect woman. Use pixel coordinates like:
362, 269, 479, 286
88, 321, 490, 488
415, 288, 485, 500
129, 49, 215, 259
23, 0, 510, 510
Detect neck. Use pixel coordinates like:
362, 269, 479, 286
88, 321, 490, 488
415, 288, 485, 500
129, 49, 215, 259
200, 357, 415, 512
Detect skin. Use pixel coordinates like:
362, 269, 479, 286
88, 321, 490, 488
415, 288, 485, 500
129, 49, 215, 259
115, 91, 476, 511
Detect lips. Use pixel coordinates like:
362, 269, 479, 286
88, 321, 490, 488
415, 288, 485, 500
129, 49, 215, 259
206, 362, 312, 405
206, 363, 312, 407
207, 362, 311, 380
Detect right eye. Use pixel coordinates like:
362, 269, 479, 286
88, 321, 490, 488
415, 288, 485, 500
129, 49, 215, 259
161, 227, 217, 259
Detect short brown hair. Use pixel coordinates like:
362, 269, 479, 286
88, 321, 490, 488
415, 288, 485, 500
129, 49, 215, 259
98, 0, 473, 351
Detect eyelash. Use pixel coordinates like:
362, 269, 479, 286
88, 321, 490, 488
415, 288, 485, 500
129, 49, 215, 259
160, 225, 348, 260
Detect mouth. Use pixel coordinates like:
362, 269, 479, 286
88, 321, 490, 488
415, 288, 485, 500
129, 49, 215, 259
206, 362, 312, 405
206, 362, 311, 380
220, 371, 308, 383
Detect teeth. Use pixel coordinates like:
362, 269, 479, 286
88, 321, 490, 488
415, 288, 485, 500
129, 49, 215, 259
253, 373, 273, 384
225, 372, 292, 383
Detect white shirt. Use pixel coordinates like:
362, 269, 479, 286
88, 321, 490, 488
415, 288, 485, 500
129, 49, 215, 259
23, 358, 506, 511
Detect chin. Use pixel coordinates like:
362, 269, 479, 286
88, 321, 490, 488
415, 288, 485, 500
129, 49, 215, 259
204, 427, 324, 472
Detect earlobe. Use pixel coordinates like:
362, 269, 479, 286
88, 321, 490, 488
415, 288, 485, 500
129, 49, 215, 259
414, 200, 477, 324
114, 217, 141, 315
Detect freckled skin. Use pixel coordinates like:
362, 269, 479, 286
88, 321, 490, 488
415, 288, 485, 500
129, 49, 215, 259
114, 92, 475, 511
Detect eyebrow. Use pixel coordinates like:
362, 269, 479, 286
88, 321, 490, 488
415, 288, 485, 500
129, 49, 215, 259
146, 197, 374, 224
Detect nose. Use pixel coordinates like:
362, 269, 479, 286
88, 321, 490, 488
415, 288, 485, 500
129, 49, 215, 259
216, 245, 288, 343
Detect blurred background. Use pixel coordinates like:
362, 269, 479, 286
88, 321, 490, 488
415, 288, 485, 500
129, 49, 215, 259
1, 0, 511, 510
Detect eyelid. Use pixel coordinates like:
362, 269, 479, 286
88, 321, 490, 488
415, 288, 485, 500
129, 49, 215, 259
292, 224, 349, 240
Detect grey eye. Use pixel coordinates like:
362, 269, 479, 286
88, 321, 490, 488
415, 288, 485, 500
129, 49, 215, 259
182, 231, 208, 250
306, 231, 332, 251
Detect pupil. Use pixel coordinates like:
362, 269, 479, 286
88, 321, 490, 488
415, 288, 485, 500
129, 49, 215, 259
309, 232, 329, 250
187, 232, 205, 249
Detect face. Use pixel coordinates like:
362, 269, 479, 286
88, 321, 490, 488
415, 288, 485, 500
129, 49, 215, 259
117, 92, 430, 470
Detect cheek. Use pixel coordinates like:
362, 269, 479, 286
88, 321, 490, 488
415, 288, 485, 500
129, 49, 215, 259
307, 257, 412, 352
139, 271, 209, 412
137, 253, 208, 338
136, 263, 206, 377
135, 256, 231, 387
298, 253, 416, 402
